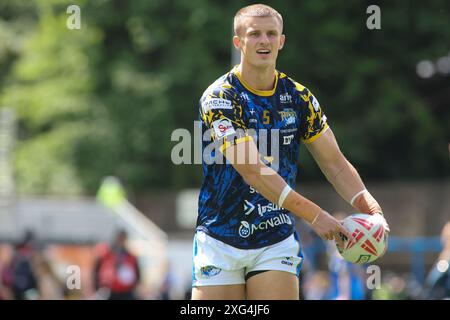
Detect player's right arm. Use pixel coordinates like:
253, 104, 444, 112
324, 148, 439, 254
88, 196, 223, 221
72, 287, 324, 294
223, 139, 350, 244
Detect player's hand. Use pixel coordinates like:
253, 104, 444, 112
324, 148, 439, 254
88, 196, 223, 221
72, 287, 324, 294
372, 211, 390, 233
353, 190, 390, 233
375, 213, 390, 257
309, 210, 352, 249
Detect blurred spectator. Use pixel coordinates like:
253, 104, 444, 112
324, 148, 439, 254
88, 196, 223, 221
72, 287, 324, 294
297, 219, 327, 300
326, 241, 367, 300
33, 252, 64, 300
302, 270, 331, 300
326, 211, 366, 300
371, 272, 410, 300
1, 230, 39, 300
297, 220, 326, 273
402, 273, 423, 300
0, 244, 12, 300
423, 221, 450, 299
183, 281, 192, 300
158, 262, 172, 300
93, 230, 141, 300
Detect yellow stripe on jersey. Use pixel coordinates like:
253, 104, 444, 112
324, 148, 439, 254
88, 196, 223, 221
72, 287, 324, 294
293, 81, 310, 102
219, 135, 253, 153
294, 81, 306, 92
233, 68, 279, 97
301, 123, 330, 144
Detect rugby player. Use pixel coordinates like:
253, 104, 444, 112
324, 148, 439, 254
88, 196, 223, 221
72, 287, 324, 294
192, 4, 387, 300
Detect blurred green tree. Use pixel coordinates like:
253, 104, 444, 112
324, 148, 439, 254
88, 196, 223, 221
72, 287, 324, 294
0, 0, 448, 195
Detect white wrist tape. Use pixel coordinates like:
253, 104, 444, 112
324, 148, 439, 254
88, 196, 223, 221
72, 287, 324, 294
278, 185, 292, 208
311, 211, 321, 225
350, 189, 368, 206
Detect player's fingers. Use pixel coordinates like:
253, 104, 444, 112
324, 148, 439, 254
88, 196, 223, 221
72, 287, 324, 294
338, 224, 352, 241
334, 232, 344, 250
326, 231, 334, 241
315, 229, 327, 241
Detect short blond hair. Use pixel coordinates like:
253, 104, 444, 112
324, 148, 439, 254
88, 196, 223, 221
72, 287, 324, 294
233, 4, 283, 36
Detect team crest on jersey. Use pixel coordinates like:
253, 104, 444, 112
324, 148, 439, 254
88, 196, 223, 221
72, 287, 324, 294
212, 118, 235, 139
278, 108, 297, 126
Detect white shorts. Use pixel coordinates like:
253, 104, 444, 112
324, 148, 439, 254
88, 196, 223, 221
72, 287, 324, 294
192, 231, 303, 287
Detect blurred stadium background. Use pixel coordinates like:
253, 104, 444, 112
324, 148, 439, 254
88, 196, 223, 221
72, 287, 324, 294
0, 0, 449, 300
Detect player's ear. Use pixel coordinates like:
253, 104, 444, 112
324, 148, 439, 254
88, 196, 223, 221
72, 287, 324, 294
233, 35, 241, 50
279, 34, 285, 50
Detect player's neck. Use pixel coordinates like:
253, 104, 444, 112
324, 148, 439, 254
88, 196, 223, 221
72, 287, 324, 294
237, 63, 277, 92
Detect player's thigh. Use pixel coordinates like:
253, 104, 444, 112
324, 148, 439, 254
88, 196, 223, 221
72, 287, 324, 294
246, 270, 299, 300
191, 284, 246, 300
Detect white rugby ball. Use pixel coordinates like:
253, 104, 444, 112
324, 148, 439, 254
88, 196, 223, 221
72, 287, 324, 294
337, 213, 389, 264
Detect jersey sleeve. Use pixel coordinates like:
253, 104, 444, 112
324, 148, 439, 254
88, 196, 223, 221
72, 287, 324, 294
199, 86, 252, 152
294, 82, 329, 143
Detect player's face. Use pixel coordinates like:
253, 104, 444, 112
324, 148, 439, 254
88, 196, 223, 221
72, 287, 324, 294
234, 16, 285, 69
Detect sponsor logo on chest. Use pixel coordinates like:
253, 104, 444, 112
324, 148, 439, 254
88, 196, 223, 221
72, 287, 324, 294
240, 92, 251, 102
202, 98, 232, 113
280, 93, 292, 104
212, 118, 235, 139
238, 213, 292, 238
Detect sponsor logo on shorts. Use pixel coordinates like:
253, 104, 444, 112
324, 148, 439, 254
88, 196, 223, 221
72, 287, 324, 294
281, 257, 294, 266
238, 213, 292, 238
200, 266, 222, 278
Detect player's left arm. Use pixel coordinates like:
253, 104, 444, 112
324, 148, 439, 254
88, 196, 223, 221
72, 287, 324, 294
295, 84, 384, 218
304, 129, 385, 219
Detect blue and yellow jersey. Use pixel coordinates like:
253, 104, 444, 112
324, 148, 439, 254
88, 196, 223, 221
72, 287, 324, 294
197, 66, 329, 249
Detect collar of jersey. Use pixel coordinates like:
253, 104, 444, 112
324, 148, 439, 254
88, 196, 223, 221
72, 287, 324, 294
233, 66, 279, 97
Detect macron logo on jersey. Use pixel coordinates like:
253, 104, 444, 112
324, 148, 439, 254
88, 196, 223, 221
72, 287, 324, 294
202, 98, 232, 113
212, 118, 235, 139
